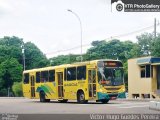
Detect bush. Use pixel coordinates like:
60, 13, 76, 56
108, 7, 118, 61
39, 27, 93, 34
12, 82, 23, 97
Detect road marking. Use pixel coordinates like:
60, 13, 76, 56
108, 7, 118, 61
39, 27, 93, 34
119, 105, 149, 108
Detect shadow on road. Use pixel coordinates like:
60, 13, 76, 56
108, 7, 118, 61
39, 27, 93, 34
31, 100, 121, 105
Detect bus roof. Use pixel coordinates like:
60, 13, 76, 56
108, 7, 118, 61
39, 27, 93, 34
23, 59, 122, 73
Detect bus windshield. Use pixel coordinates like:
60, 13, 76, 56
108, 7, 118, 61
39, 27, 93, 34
98, 67, 124, 86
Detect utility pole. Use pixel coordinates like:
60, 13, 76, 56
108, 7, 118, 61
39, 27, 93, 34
154, 18, 156, 38
21, 42, 26, 71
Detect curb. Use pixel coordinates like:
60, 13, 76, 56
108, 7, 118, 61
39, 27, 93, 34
149, 101, 160, 111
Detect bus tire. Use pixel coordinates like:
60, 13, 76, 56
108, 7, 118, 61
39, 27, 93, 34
58, 99, 68, 103
45, 99, 50, 102
101, 99, 109, 104
77, 91, 88, 104
40, 91, 46, 102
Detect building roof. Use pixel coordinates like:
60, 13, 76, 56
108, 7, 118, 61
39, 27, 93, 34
137, 56, 160, 65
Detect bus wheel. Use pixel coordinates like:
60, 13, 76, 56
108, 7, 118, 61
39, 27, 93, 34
77, 91, 88, 104
40, 91, 46, 102
58, 99, 68, 103
45, 99, 50, 102
101, 99, 109, 104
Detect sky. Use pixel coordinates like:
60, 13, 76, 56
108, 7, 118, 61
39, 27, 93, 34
0, 0, 160, 58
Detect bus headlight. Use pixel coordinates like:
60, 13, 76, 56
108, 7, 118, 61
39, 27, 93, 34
99, 89, 103, 92
122, 88, 125, 92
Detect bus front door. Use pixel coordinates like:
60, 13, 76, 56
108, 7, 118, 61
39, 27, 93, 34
88, 69, 96, 99
57, 72, 64, 99
30, 75, 35, 98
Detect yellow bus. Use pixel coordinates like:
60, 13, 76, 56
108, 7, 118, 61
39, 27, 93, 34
23, 59, 125, 103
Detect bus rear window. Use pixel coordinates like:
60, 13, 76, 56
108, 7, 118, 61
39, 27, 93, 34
24, 73, 29, 84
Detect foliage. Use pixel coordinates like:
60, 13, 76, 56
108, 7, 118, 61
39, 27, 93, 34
0, 36, 23, 47
137, 32, 154, 56
0, 36, 48, 96
84, 39, 137, 63
12, 82, 23, 97
49, 54, 79, 66
123, 62, 128, 89
151, 33, 160, 57
24, 42, 49, 69
0, 37, 23, 64
0, 58, 23, 89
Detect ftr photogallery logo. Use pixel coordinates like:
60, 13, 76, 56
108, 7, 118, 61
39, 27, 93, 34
111, 0, 160, 12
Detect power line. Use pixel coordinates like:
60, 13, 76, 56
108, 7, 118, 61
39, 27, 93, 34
105, 24, 159, 40
46, 23, 159, 56
46, 44, 90, 55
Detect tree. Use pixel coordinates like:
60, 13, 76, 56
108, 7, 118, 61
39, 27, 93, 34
137, 33, 154, 56
128, 43, 141, 58
49, 54, 79, 66
0, 36, 49, 96
0, 58, 23, 91
91, 40, 106, 47
85, 39, 136, 62
0, 36, 49, 70
85, 40, 108, 60
0, 36, 23, 96
151, 33, 160, 56
0, 36, 23, 64
0, 36, 23, 47
24, 42, 49, 69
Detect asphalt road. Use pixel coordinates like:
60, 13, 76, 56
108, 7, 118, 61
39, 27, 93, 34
0, 98, 159, 114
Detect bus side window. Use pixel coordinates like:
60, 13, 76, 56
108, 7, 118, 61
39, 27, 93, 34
49, 70, 55, 82
24, 73, 29, 84
36, 72, 40, 83
77, 66, 86, 80
67, 67, 76, 81
41, 71, 48, 83
64, 69, 67, 81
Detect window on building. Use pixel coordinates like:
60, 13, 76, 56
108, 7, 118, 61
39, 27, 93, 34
49, 70, 55, 82
140, 66, 145, 78
146, 65, 151, 78
36, 72, 40, 83
140, 65, 152, 78
24, 73, 29, 84
77, 66, 86, 80
41, 71, 48, 82
67, 67, 76, 81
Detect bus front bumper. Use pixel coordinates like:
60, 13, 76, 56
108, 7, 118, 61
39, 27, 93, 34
97, 92, 126, 100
